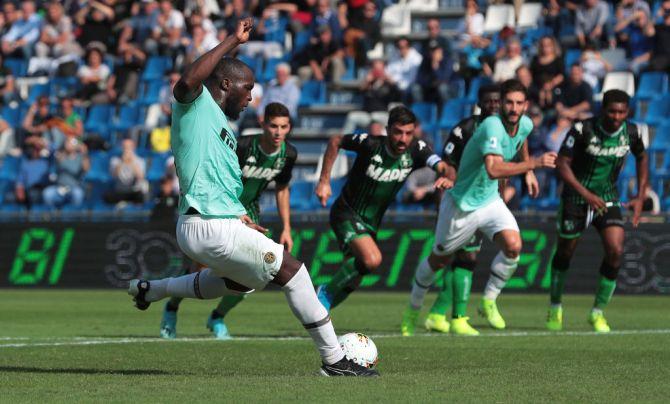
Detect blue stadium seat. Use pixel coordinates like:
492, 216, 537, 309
341, 57, 357, 81
0, 155, 20, 180
637, 95, 670, 127
299, 80, 327, 107
438, 98, 467, 131
84, 151, 112, 182
49, 77, 80, 99
289, 180, 316, 210
264, 16, 288, 44
617, 155, 638, 203
141, 56, 172, 81
635, 72, 669, 101
110, 103, 142, 135
26, 83, 50, 104
84, 104, 113, 138
1, 105, 20, 128
140, 79, 165, 105
465, 76, 492, 103
412, 102, 438, 138
147, 152, 169, 182
564, 48, 582, 73
260, 57, 283, 83
648, 124, 670, 177
237, 54, 262, 78
4, 58, 28, 77
293, 30, 312, 55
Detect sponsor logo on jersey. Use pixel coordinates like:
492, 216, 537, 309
453, 126, 463, 139
219, 128, 236, 151
242, 165, 282, 180
444, 142, 455, 155
273, 157, 285, 170
371, 154, 383, 164
585, 144, 629, 157
365, 165, 413, 182
246, 155, 257, 164
400, 154, 411, 168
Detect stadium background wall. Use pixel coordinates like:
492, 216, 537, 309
1, 222, 669, 294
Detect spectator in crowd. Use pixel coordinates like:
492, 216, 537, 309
151, 175, 179, 221
22, 96, 56, 151
184, 24, 218, 65
368, 120, 385, 137
387, 37, 423, 96
1, 2, 20, 39
157, 71, 180, 127
106, 45, 147, 104
75, 45, 111, 105
361, 59, 401, 112
224, 0, 253, 37
297, 24, 344, 83
515, 65, 541, 108
615, 0, 650, 36
556, 64, 593, 124
43, 138, 89, 209
457, 0, 487, 49
153, 0, 186, 61
238, 81, 263, 133
343, 0, 380, 66
74, 0, 116, 50
43, 97, 84, 151
119, 0, 159, 55
104, 138, 147, 205
413, 42, 454, 106
311, 0, 342, 42
619, 10, 654, 73
15, 141, 51, 209
0, 53, 17, 106
259, 63, 301, 121
576, 0, 613, 49
422, 19, 451, 60
35, 1, 82, 60
187, 8, 217, 46
0, 117, 15, 158
580, 41, 612, 89
1, 0, 42, 58
544, 0, 572, 40
644, 1, 670, 73
489, 37, 524, 83
530, 36, 564, 103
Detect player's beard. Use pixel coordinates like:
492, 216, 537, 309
224, 95, 245, 120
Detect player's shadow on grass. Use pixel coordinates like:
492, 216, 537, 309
0, 366, 178, 376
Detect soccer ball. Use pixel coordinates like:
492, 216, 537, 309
338, 333, 378, 368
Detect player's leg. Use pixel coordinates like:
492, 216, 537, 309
206, 295, 246, 340
478, 200, 522, 330
589, 218, 625, 333
546, 200, 587, 330
425, 266, 453, 333
450, 250, 478, 325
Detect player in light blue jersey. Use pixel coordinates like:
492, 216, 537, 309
401, 79, 558, 336
127, 18, 377, 377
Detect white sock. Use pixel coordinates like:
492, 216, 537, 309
484, 252, 519, 300
282, 265, 345, 365
409, 258, 437, 310
146, 268, 240, 301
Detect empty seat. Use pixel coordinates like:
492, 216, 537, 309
484, 5, 515, 34
597, 71, 635, 101
517, 3, 543, 30
141, 56, 172, 81
635, 72, 669, 101
299, 80, 327, 107
381, 5, 411, 36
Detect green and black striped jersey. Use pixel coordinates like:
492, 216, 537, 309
236, 135, 297, 222
558, 118, 645, 204
334, 133, 441, 230
441, 115, 483, 169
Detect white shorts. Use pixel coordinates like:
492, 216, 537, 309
176, 215, 284, 290
433, 194, 519, 256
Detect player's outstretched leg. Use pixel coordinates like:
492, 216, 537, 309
425, 268, 453, 333
276, 252, 378, 377
206, 295, 246, 340
160, 298, 183, 339
402, 254, 448, 336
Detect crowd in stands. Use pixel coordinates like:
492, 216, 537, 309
0, 0, 669, 217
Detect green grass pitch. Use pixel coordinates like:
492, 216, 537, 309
1, 290, 668, 403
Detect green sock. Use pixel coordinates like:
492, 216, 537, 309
452, 267, 473, 318
429, 268, 453, 315
594, 276, 617, 309
213, 295, 246, 318
549, 267, 568, 305
327, 258, 363, 309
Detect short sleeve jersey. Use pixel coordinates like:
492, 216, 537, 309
236, 134, 298, 221
442, 115, 482, 169
449, 115, 533, 211
335, 133, 441, 229
558, 118, 645, 204
171, 86, 247, 217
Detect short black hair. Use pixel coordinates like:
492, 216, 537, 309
264, 102, 290, 120
602, 89, 630, 107
388, 105, 417, 127
207, 57, 253, 86
500, 79, 527, 100
478, 83, 500, 101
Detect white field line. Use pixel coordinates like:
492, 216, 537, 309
0, 329, 669, 349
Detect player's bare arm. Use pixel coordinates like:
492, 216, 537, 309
315, 135, 343, 206
173, 18, 253, 104
556, 154, 607, 212
484, 151, 556, 179
520, 140, 540, 198
432, 161, 454, 190
276, 184, 293, 251
625, 151, 649, 227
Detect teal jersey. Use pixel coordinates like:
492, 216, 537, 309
171, 86, 247, 217
449, 115, 533, 211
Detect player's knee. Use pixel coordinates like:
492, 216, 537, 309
428, 252, 450, 271
605, 243, 624, 262
599, 261, 620, 280
271, 251, 303, 287
357, 254, 381, 274
504, 239, 522, 258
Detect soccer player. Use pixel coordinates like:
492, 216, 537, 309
546, 89, 647, 333
314, 106, 452, 311
401, 79, 557, 336
128, 18, 377, 377
159, 102, 298, 340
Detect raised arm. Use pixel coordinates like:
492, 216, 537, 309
173, 18, 253, 104
315, 135, 343, 206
